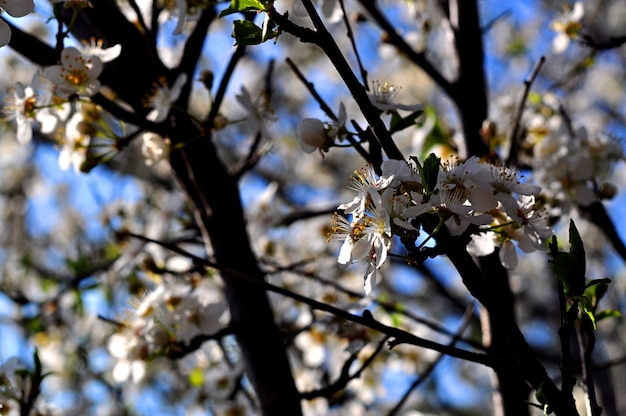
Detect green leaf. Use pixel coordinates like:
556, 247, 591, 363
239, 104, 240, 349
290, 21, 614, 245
548, 221, 586, 296
576, 294, 597, 329
549, 254, 575, 293
420, 107, 456, 160
219, 0, 268, 17
568, 220, 585, 276
585, 278, 611, 289
534, 382, 553, 414
594, 309, 621, 322
231, 19, 277, 46
389, 109, 424, 134
415, 153, 440, 196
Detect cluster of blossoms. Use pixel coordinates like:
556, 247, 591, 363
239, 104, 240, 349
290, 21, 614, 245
2, 39, 194, 170
108, 277, 228, 383
523, 93, 625, 214
330, 156, 553, 293
3, 44, 116, 169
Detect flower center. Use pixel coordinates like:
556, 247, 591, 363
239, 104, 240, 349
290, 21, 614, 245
64, 68, 89, 86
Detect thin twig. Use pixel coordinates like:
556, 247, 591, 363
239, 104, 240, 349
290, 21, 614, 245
338, 0, 368, 87
482, 10, 511, 34
506, 55, 545, 166
286, 57, 371, 162
299, 336, 389, 399
207, 44, 247, 123
356, 0, 453, 97
125, 231, 497, 368
286, 57, 337, 120
274, 2, 404, 161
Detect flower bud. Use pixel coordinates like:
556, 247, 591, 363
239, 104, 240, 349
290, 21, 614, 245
297, 118, 326, 153
598, 182, 617, 200
200, 70, 214, 91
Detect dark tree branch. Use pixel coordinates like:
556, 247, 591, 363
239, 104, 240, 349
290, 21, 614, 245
338, 0, 368, 87
577, 321, 602, 415
355, 0, 454, 97
425, 218, 578, 415
479, 252, 531, 416
578, 201, 626, 265
299, 336, 389, 400
176, 6, 217, 105
448, 0, 490, 158
271, 4, 404, 161
125, 231, 497, 368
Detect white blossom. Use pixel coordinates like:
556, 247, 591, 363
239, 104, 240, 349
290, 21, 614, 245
297, 118, 326, 153
368, 80, 423, 112
235, 86, 276, 140
44, 47, 103, 97
550, 2, 584, 54
141, 132, 169, 166
146, 73, 188, 122
78, 38, 122, 63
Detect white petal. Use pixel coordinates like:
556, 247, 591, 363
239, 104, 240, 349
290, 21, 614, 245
337, 236, 353, 265
0, 20, 11, 48
552, 34, 570, 54
96, 44, 122, 62
3, 0, 34, 17
499, 242, 518, 269
351, 237, 373, 261
363, 263, 376, 295
16, 119, 32, 145
571, 2, 584, 20
467, 232, 496, 257
112, 360, 131, 382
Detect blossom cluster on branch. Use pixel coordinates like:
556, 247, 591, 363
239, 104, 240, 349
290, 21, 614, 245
330, 155, 554, 293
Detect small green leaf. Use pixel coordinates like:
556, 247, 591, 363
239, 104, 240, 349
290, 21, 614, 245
231, 19, 277, 46
576, 295, 597, 329
594, 309, 621, 322
420, 107, 457, 160
548, 221, 586, 296
585, 278, 611, 289
389, 109, 424, 134
568, 220, 585, 276
219, 0, 268, 17
534, 382, 553, 414
415, 153, 440, 196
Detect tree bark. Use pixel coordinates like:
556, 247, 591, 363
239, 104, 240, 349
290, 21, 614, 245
168, 115, 303, 415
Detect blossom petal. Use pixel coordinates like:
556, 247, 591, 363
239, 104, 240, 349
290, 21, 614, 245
499, 242, 518, 269
0, 20, 11, 47
3, 0, 34, 18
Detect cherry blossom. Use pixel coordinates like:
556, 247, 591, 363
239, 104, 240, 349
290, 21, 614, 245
44, 47, 103, 97
141, 132, 169, 166
145, 73, 188, 123
550, 1, 584, 54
